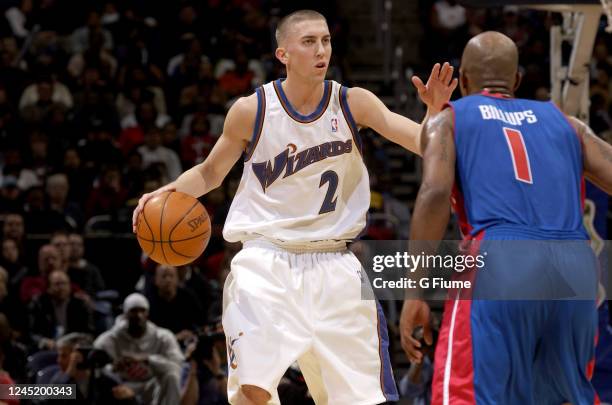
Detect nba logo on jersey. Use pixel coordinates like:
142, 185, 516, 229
331, 117, 338, 132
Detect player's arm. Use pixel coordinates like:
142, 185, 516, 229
348, 62, 457, 155
568, 117, 612, 195
410, 108, 455, 240
400, 108, 455, 364
131, 94, 256, 232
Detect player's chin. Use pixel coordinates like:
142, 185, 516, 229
313, 67, 328, 78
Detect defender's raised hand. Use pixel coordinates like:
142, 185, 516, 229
412, 62, 458, 114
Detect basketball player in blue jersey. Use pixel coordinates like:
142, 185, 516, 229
132, 9, 456, 405
401, 31, 612, 405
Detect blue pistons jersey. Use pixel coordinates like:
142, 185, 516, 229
448, 92, 587, 240
434, 93, 599, 405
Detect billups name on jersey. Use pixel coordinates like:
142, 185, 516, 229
478, 105, 538, 126
252, 139, 353, 192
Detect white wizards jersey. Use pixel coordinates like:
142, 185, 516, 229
223, 79, 370, 243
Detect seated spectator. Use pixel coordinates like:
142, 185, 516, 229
180, 113, 215, 167
50, 332, 138, 404
147, 264, 204, 342
62, 148, 93, 205
0, 238, 28, 288
67, 232, 105, 297
137, 127, 182, 182
68, 30, 117, 80
2, 149, 40, 193
19, 74, 73, 113
182, 331, 228, 405
0, 176, 21, 214
20, 244, 61, 303
167, 36, 209, 80
119, 101, 171, 154
46, 173, 84, 230
85, 165, 127, 219
94, 293, 183, 405
70, 10, 114, 54
51, 231, 72, 272
0, 266, 27, 336
0, 313, 27, 384
217, 52, 255, 100
2, 213, 24, 252
176, 265, 216, 325
28, 270, 94, 350
116, 66, 167, 121
24, 186, 72, 235
77, 120, 124, 171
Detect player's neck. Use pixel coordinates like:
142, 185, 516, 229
480, 87, 513, 98
281, 77, 326, 115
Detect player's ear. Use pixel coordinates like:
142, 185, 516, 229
459, 70, 469, 97
275, 47, 289, 65
513, 71, 522, 92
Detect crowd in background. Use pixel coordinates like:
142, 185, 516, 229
0, 1, 608, 404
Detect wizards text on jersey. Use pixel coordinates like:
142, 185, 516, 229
252, 139, 353, 192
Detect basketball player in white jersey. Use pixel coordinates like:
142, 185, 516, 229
132, 10, 456, 405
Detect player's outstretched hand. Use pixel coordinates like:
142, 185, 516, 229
412, 62, 458, 114
132, 183, 176, 233
399, 299, 433, 364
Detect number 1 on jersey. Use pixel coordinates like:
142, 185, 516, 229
319, 170, 339, 214
502, 127, 533, 184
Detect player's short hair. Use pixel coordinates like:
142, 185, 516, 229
275, 10, 327, 46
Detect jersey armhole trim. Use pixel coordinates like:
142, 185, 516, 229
549, 101, 584, 151
339, 86, 363, 156
244, 86, 266, 162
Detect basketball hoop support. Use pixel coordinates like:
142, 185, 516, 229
530, 4, 602, 121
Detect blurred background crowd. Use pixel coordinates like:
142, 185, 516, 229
0, 0, 608, 404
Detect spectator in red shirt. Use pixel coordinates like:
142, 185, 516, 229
180, 112, 215, 167
19, 244, 61, 303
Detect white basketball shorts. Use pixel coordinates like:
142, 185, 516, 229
222, 240, 398, 405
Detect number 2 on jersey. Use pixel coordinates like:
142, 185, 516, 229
319, 170, 339, 214
502, 127, 533, 184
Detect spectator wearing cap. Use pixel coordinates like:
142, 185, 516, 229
94, 293, 183, 405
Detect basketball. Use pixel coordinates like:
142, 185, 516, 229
136, 191, 211, 266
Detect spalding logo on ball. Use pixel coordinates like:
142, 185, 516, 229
136, 191, 211, 266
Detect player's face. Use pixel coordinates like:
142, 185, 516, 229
282, 19, 331, 81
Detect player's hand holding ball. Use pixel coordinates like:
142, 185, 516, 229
134, 190, 211, 266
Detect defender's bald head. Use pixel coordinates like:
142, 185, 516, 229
460, 31, 520, 96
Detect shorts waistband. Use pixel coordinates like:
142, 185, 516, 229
243, 239, 348, 254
